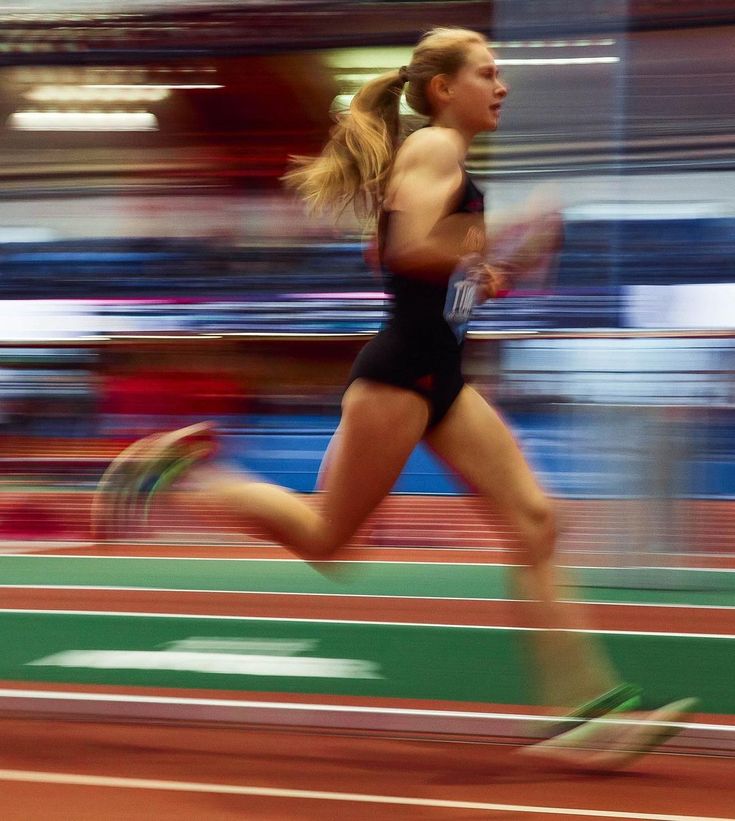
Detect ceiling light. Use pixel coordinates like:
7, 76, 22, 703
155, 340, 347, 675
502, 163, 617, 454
25, 85, 170, 102
492, 38, 616, 49
7, 110, 158, 131
496, 57, 620, 66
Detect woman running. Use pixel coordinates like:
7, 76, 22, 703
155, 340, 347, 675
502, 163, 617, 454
94, 27, 695, 766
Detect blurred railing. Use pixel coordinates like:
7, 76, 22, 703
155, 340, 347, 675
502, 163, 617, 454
2, 215, 735, 295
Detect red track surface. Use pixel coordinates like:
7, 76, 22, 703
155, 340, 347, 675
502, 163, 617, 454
0, 718, 733, 820
1, 486, 734, 818
22, 541, 735, 570
4, 586, 735, 635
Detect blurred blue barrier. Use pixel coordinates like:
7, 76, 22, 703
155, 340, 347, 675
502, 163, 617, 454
217, 410, 735, 499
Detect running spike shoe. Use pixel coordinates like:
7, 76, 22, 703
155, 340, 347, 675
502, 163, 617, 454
518, 696, 698, 771
92, 422, 217, 541
542, 682, 643, 739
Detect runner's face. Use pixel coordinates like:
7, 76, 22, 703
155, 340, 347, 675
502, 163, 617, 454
450, 43, 507, 133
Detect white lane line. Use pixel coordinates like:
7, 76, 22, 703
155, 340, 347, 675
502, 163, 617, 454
0, 556, 523, 565
0, 769, 731, 819
0, 689, 729, 733
2, 554, 734, 572
1, 584, 735, 613
3, 582, 735, 615
1, 606, 735, 639
20, 538, 734, 558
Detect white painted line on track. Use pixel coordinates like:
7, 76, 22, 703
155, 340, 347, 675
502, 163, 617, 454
0, 689, 728, 732
3, 554, 735, 572
2, 585, 735, 614
3, 555, 524, 565
0, 769, 730, 819
4, 545, 734, 565
2, 607, 735, 639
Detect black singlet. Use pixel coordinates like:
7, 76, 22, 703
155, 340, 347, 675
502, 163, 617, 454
347, 172, 485, 428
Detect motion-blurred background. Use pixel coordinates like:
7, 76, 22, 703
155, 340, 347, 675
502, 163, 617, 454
0, 0, 733, 558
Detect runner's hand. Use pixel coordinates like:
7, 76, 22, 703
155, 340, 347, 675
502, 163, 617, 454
495, 211, 562, 280
475, 261, 512, 301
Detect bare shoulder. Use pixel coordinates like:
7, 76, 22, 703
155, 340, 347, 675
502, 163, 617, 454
394, 127, 464, 173
384, 128, 464, 211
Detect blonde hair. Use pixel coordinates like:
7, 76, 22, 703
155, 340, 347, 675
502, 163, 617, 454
282, 27, 488, 221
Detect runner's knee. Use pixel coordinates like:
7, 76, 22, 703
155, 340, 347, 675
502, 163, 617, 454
297, 526, 350, 559
516, 495, 558, 565
285, 511, 356, 559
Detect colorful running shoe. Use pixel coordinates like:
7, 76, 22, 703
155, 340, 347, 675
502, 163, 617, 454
542, 682, 643, 739
518, 697, 698, 771
92, 422, 217, 540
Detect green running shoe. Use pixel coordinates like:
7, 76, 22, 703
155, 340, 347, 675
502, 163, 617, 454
542, 682, 643, 739
92, 421, 217, 541
519, 697, 698, 772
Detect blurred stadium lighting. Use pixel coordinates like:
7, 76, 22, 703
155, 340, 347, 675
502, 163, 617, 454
493, 39, 617, 48
25, 86, 171, 102
496, 56, 620, 65
7, 110, 158, 130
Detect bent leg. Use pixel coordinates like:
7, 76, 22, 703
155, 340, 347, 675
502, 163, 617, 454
425, 385, 618, 708
315, 423, 341, 492
191, 380, 429, 559
425, 386, 558, 562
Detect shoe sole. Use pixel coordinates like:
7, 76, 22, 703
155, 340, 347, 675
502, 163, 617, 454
517, 697, 698, 772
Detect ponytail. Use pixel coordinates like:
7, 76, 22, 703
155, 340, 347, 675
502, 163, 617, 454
282, 69, 405, 221
283, 27, 487, 222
